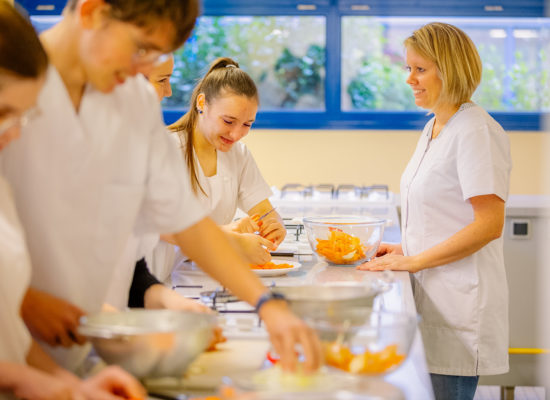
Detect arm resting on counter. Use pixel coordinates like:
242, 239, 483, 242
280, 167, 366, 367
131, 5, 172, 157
359, 194, 505, 273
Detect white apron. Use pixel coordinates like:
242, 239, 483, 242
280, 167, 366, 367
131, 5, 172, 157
400, 103, 511, 376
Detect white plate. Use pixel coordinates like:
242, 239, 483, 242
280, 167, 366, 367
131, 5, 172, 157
251, 260, 302, 277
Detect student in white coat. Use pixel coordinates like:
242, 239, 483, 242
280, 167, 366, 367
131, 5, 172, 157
1, 0, 320, 375
0, 3, 145, 399
358, 23, 511, 400
147, 53, 174, 102
148, 57, 286, 282
103, 54, 218, 314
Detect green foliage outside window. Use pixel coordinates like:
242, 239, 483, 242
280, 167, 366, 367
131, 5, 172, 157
164, 16, 326, 110
274, 44, 325, 108
343, 17, 550, 112
347, 56, 415, 110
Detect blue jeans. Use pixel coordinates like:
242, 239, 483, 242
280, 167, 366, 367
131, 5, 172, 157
430, 373, 479, 400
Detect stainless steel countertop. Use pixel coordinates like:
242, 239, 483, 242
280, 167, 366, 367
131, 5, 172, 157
165, 255, 435, 400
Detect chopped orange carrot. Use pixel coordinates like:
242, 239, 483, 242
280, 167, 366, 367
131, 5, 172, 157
324, 342, 405, 374
315, 229, 366, 264
250, 262, 293, 270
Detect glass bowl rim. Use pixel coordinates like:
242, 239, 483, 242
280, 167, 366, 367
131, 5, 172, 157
303, 215, 386, 226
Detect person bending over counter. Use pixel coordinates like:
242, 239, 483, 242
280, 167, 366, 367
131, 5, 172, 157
0, 3, 145, 399
1, 0, 320, 374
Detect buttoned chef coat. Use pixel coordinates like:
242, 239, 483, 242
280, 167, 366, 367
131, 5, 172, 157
0, 173, 32, 400
0, 66, 208, 372
148, 134, 273, 282
400, 103, 511, 376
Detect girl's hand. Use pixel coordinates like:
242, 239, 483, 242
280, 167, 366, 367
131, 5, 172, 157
259, 301, 322, 373
258, 217, 286, 249
236, 233, 274, 265
228, 216, 260, 234
22, 288, 86, 347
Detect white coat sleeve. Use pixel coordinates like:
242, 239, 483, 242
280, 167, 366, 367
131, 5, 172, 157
134, 121, 208, 235
236, 144, 273, 213
456, 119, 511, 202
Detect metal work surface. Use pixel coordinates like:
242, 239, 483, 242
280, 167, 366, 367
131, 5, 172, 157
164, 256, 435, 399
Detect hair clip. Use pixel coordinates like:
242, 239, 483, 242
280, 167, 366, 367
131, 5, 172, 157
226, 64, 237, 69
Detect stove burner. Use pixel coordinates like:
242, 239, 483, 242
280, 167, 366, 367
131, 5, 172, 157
200, 288, 239, 310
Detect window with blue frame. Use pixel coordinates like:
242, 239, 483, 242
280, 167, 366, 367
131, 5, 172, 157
23, 0, 550, 130
341, 17, 550, 113
166, 16, 326, 111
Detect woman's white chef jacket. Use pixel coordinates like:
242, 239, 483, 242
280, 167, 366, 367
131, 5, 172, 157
148, 133, 273, 282
400, 103, 511, 376
0, 173, 32, 382
0, 66, 208, 372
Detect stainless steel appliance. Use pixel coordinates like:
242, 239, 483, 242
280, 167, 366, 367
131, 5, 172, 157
480, 195, 550, 391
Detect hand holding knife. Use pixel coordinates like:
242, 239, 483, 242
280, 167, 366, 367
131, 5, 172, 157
252, 207, 277, 223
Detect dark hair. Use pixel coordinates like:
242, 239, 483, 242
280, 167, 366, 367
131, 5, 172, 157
65, 0, 199, 49
0, 2, 48, 83
170, 57, 259, 195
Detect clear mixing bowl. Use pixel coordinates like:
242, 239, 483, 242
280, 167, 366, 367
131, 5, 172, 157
306, 309, 418, 376
302, 216, 385, 265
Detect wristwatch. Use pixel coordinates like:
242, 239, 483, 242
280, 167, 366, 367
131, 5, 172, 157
255, 291, 287, 314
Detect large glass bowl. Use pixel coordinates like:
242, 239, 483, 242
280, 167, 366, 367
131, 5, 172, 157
78, 310, 217, 378
306, 309, 418, 376
302, 216, 385, 265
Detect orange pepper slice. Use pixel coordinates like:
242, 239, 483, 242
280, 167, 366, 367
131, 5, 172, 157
324, 342, 405, 374
315, 230, 366, 264
250, 262, 293, 270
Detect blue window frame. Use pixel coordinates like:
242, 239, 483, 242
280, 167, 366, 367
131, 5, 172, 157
22, 0, 549, 130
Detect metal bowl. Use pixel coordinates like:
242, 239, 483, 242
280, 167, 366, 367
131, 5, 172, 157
78, 310, 217, 378
273, 280, 390, 327
302, 216, 385, 265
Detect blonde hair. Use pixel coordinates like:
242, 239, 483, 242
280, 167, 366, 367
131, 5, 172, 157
169, 57, 258, 195
404, 22, 482, 108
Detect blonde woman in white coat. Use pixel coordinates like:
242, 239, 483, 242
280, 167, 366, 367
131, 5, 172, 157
358, 23, 511, 400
